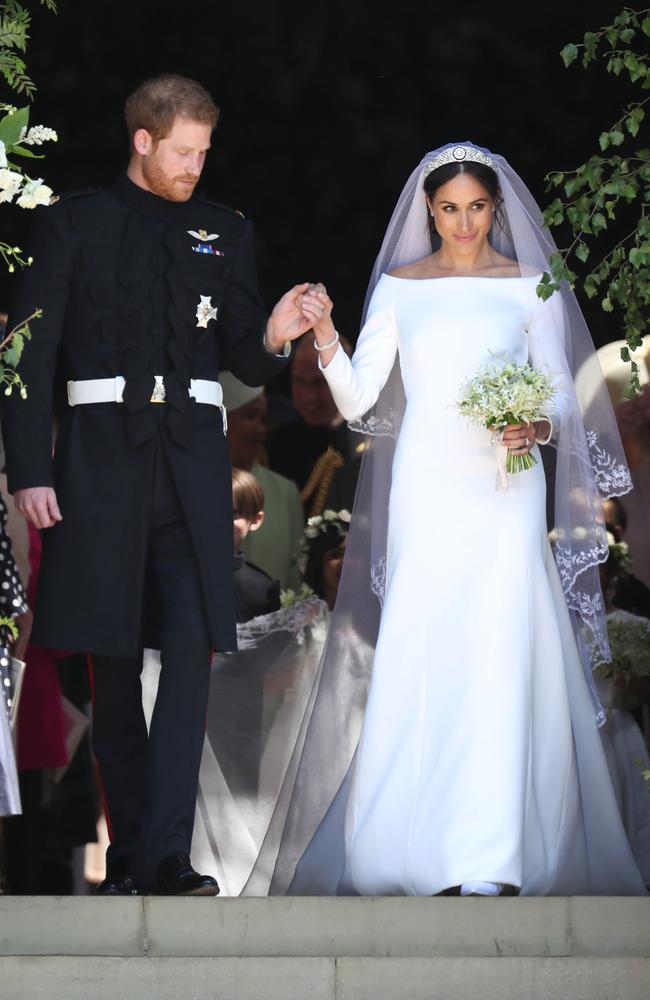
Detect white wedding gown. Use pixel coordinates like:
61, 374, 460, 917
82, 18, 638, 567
315, 273, 646, 896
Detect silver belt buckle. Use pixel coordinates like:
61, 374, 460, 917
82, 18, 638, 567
150, 375, 166, 403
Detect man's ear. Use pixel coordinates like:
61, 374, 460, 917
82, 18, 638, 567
132, 128, 154, 156
248, 510, 265, 533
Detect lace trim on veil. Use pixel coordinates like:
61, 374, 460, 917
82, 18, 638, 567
235, 597, 329, 650
348, 411, 400, 438
586, 430, 633, 496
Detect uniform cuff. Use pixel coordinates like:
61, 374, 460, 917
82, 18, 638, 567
263, 333, 291, 358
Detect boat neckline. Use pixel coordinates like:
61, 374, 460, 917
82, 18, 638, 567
383, 272, 541, 282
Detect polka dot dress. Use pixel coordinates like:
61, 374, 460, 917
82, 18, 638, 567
0, 496, 27, 723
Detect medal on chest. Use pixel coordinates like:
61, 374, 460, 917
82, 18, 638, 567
196, 295, 218, 328
187, 229, 225, 256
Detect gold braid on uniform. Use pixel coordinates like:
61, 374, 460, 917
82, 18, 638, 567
300, 446, 345, 518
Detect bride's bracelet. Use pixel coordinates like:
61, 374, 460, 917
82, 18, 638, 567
313, 330, 340, 352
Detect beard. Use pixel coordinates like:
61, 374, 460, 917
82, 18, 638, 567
141, 155, 198, 202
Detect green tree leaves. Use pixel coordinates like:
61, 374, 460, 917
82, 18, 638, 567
542, 6, 650, 395
0, 1, 56, 98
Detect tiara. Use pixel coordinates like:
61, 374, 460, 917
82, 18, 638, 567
423, 145, 497, 177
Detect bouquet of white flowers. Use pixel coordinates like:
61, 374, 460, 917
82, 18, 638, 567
457, 361, 556, 489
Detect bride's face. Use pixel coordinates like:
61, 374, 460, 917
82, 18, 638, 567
426, 173, 494, 254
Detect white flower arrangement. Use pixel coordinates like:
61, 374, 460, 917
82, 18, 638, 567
457, 361, 556, 476
16, 176, 53, 209
0, 106, 57, 211
605, 531, 632, 575
296, 509, 351, 573
0, 168, 23, 203
0, 104, 57, 399
19, 125, 58, 146
279, 582, 315, 609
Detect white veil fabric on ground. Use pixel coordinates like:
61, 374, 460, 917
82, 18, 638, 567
142, 597, 331, 895
237, 143, 638, 897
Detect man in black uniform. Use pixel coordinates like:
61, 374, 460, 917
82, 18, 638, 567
1, 75, 314, 894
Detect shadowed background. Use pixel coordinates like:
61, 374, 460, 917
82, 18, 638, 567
0, 0, 638, 347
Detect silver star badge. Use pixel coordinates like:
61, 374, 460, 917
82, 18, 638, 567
196, 295, 218, 328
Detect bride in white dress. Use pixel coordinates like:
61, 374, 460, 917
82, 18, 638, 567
243, 143, 647, 898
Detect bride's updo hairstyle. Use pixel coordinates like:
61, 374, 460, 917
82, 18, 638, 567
423, 161, 505, 249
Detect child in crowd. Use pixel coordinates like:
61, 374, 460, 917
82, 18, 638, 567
299, 509, 351, 611
232, 468, 281, 623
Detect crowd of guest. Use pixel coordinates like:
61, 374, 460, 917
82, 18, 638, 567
1, 329, 649, 893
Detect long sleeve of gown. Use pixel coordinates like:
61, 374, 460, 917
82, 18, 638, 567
525, 284, 573, 442
318, 275, 399, 422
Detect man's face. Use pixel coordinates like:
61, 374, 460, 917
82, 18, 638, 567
138, 117, 212, 202
291, 341, 339, 426
227, 395, 268, 469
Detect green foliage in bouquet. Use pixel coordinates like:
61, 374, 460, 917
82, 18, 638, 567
539, 7, 650, 396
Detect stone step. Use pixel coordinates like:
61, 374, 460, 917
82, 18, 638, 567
0, 896, 648, 1000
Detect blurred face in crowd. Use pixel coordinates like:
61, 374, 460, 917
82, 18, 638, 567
227, 394, 268, 469
130, 116, 212, 202
291, 337, 339, 427
321, 536, 346, 610
602, 499, 625, 542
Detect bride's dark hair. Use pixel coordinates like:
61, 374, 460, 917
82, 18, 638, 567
423, 161, 505, 248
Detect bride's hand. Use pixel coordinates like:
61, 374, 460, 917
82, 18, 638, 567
301, 283, 334, 340
502, 421, 547, 455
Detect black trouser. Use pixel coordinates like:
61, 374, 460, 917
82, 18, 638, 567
89, 446, 212, 886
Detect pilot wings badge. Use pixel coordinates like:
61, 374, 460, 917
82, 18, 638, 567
188, 229, 225, 256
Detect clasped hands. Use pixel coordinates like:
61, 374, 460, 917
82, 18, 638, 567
265, 282, 334, 353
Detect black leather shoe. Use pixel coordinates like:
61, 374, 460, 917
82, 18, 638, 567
156, 853, 220, 896
95, 874, 139, 895
95, 857, 140, 895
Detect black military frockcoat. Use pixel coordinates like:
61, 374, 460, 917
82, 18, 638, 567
1, 174, 289, 657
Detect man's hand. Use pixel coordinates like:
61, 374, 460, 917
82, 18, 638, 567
265, 282, 322, 352
14, 486, 62, 529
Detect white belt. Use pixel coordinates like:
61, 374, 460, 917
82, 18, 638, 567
66, 376, 227, 431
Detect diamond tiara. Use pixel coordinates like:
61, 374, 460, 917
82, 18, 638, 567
423, 145, 497, 178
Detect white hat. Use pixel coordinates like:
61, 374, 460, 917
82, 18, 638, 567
219, 371, 264, 411
575, 336, 650, 412
597, 336, 650, 408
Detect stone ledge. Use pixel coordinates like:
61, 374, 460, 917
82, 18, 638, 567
0, 896, 145, 957
0, 956, 335, 1000
570, 897, 650, 956
336, 957, 650, 1000
0, 896, 648, 959
144, 895, 571, 958
0, 956, 649, 1000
